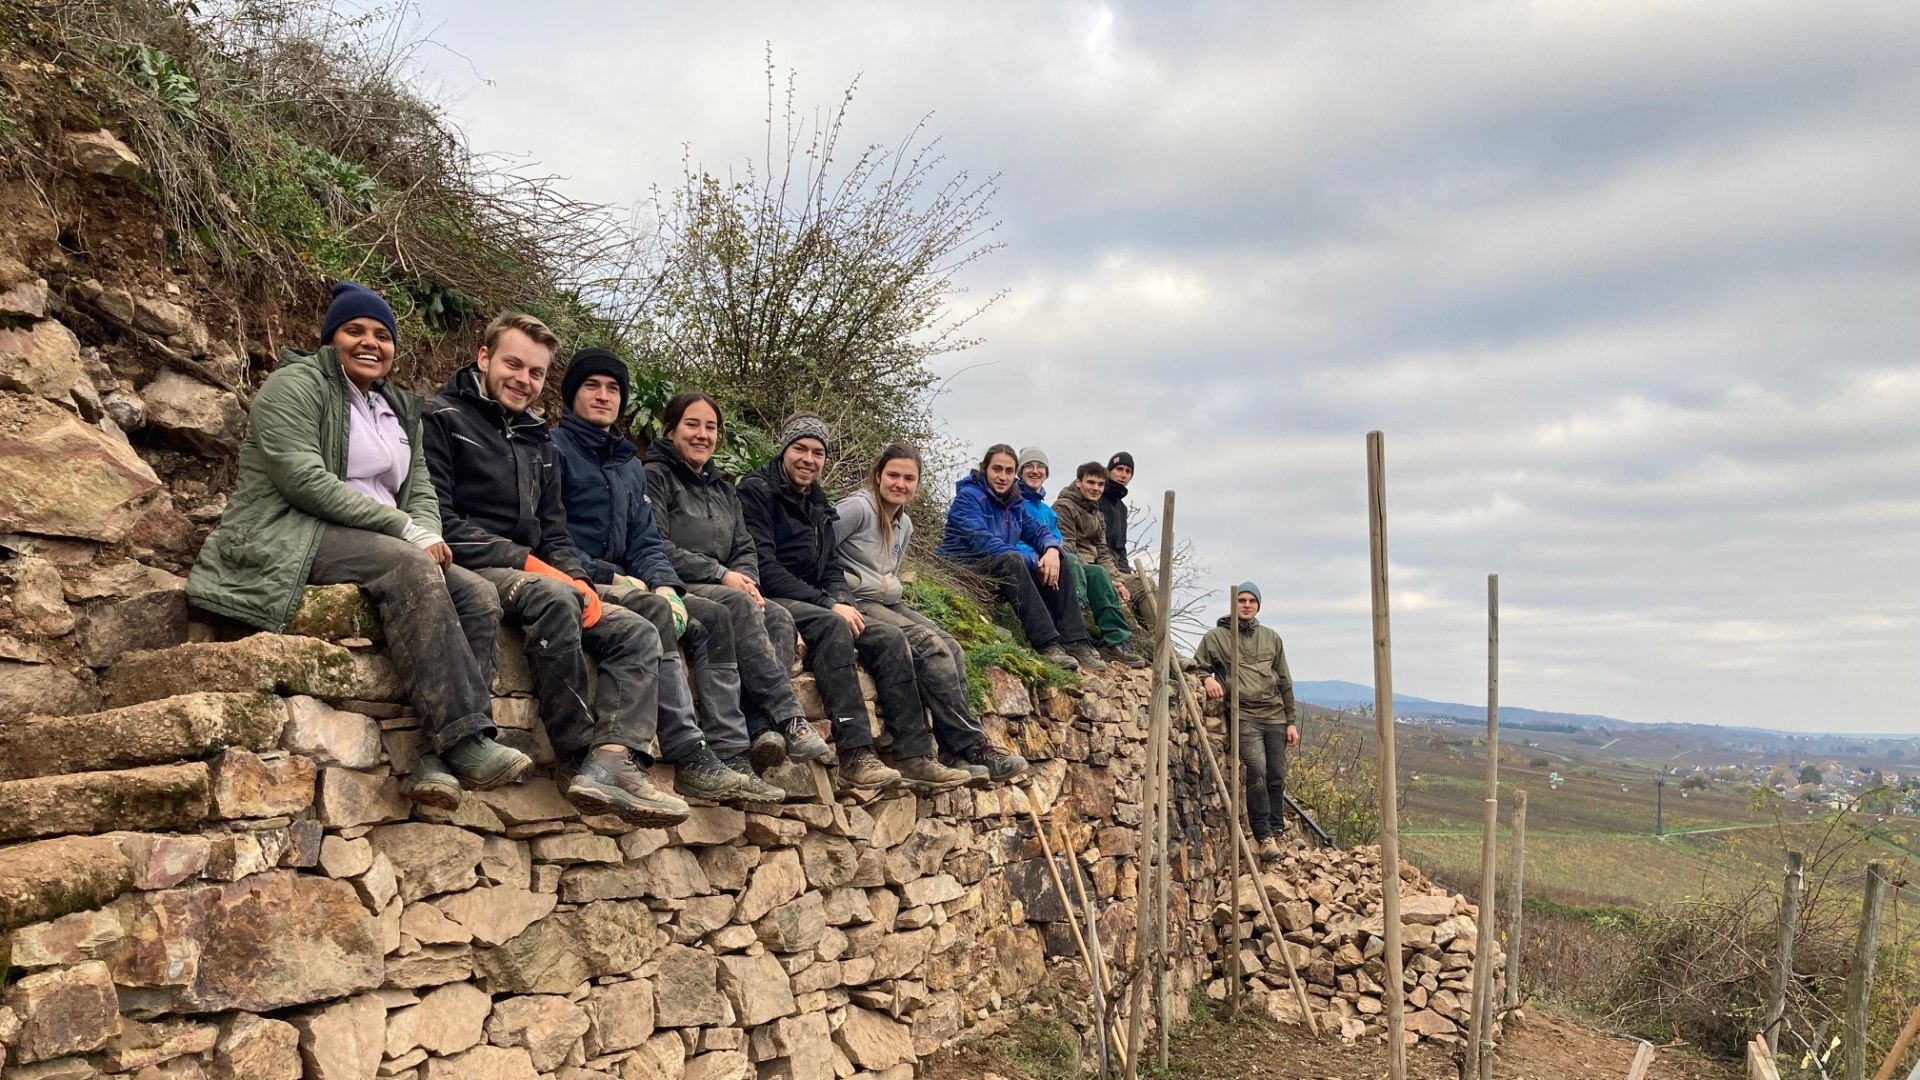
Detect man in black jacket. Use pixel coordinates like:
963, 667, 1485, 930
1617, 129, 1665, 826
421, 312, 743, 825
736, 414, 972, 792
1099, 451, 1158, 641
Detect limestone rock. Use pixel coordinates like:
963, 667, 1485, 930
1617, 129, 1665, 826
582, 979, 654, 1055
103, 635, 356, 708
210, 1014, 300, 1080
3, 961, 121, 1064
0, 660, 99, 723
78, 587, 190, 665
0, 277, 49, 319
287, 585, 383, 642
682, 1050, 751, 1080
100, 1017, 218, 1071
386, 982, 491, 1057
433, 886, 555, 948
0, 320, 83, 405
4, 555, 73, 636
369, 823, 486, 902
832, 1007, 913, 1071
0, 835, 136, 930
754, 890, 826, 954
66, 129, 145, 178
293, 993, 384, 1080
9, 907, 125, 968
472, 900, 658, 994
0, 692, 283, 782
132, 295, 193, 338
0, 761, 210, 840
716, 953, 796, 1027
653, 944, 729, 1029
209, 747, 315, 819
734, 848, 804, 924
0, 391, 163, 543
528, 832, 620, 865
140, 372, 245, 455
316, 767, 408, 828
282, 695, 383, 767
421, 1044, 541, 1080
485, 994, 590, 1071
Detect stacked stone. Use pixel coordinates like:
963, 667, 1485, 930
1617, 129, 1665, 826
1209, 845, 1506, 1047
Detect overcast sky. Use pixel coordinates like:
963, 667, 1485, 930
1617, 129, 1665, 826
405, 1, 1920, 734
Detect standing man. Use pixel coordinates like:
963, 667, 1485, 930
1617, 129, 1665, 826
1051, 461, 1148, 668
1099, 451, 1158, 640
550, 349, 784, 803
422, 312, 742, 827
1194, 582, 1300, 862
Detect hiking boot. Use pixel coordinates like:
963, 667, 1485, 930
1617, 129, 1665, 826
674, 745, 747, 804
404, 752, 463, 811
894, 754, 973, 792
783, 716, 830, 763
1066, 643, 1109, 672
944, 756, 992, 788
749, 728, 789, 772
568, 746, 690, 827
441, 733, 533, 790
1040, 645, 1080, 671
722, 753, 788, 804
836, 748, 902, 790
946, 741, 1031, 785
1100, 641, 1150, 669
1259, 836, 1284, 864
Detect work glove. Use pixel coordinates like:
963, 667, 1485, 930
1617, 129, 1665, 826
524, 554, 602, 629
655, 586, 688, 638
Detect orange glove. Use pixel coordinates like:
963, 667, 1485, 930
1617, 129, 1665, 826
524, 554, 603, 629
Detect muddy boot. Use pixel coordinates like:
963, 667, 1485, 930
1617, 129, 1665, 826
405, 752, 462, 811
1040, 645, 1080, 671
674, 744, 747, 804
722, 753, 788, 804
441, 733, 533, 790
1100, 641, 1150, 669
1259, 836, 1284, 864
568, 746, 691, 827
836, 748, 902, 790
1067, 643, 1109, 672
946, 741, 1031, 785
894, 754, 973, 792
782, 716, 830, 763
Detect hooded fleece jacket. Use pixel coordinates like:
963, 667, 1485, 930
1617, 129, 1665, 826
1015, 479, 1064, 560
736, 458, 851, 609
831, 489, 910, 604
935, 471, 1060, 568
420, 363, 590, 578
1192, 615, 1299, 725
1051, 485, 1121, 574
642, 438, 761, 586
188, 346, 441, 630
551, 410, 683, 589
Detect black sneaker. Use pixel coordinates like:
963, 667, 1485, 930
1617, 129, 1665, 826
948, 741, 1031, 785
1066, 644, 1109, 672
1040, 645, 1080, 671
674, 745, 746, 803
722, 753, 788, 804
1100, 642, 1150, 669
568, 746, 690, 827
782, 716, 830, 763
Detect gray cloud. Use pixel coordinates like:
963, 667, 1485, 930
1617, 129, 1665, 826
408, 0, 1920, 732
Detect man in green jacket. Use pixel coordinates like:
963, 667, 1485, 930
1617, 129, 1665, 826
1193, 581, 1299, 862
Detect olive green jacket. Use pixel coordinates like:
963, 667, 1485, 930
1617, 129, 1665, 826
186, 347, 439, 631
1051, 486, 1121, 574
1193, 615, 1298, 725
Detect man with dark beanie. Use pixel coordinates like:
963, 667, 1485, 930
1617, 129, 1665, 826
1099, 450, 1158, 640
738, 414, 973, 792
552, 348, 784, 803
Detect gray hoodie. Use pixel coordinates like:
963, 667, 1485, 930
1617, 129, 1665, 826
831, 489, 911, 604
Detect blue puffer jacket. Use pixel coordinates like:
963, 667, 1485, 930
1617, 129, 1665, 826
1016, 479, 1063, 559
937, 471, 1059, 569
550, 410, 683, 589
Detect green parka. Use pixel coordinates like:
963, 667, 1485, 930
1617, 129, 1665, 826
186, 347, 440, 631
1192, 615, 1298, 725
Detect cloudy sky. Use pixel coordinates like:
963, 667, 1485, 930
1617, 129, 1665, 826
405, 1, 1920, 733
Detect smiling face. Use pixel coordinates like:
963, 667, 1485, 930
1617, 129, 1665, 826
330, 317, 395, 390
476, 327, 551, 414
1107, 462, 1133, 486
782, 437, 827, 488
669, 399, 720, 467
1075, 473, 1107, 502
1235, 591, 1261, 620
1019, 460, 1049, 491
573, 373, 622, 429
983, 451, 1018, 497
877, 455, 920, 510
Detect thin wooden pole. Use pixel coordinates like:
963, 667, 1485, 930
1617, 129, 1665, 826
1154, 494, 1176, 1070
1024, 786, 1122, 1077
1503, 790, 1528, 1010
1844, 862, 1891, 1080
1626, 1042, 1657, 1080
1367, 430, 1407, 1079
1764, 851, 1805, 1056
1126, 494, 1178, 1079
1468, 573, 1501, 1076
1227, 583, 1245, 1014
1874, 1000, 1920, 1080
1062, 818, 1123, 1074
1172, 660, 1320, 1036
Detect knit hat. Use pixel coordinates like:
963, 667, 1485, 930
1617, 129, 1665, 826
561, 347, 630, 415
320, 281, 397, 346
1235, 581, 1262, 608
1107, 450, 1135, 472
1016, 446, 1049, 474
778, 413, 830, 455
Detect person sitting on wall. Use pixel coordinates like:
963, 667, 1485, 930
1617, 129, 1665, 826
737, 415, 975, 792
188, 282, 531, 808
550, 349, 784, 804
935, 443, 1106, 672
1020, 451, 1145, 669
422, 311, 748, 826
1194, 581, 1300, 863
1099, 450, 1159, 640
832, 442, 1031, 784
642, 392, 831, 771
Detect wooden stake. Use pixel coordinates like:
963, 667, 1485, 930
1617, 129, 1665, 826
1749, 1037, 1784, 1080
1024, 785, 1124, 1077
1764, 851, 1805, 1057
1367, 430, 1407, 1079
1626, 1041, 1656, 1080
1844, 862, 1891, 1080
1154, 497, 1176, 1072
1468, 573, 1501, 1076
1172, 660, 1320, 1036
1873, 1000, 1920, 1080
1227, 581, 1245, 1014
1503, 790, 1529, 1010
1127, 493, 1179, 1080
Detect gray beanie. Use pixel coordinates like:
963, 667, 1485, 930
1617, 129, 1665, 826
778, 413, 830, 455
1016, 446, 1049, 473
1235, 581, 1262, 607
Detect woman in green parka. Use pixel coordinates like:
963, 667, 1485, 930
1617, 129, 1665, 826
187, 282, 530, 805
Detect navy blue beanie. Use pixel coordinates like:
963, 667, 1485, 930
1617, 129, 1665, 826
320, 281, 397, 346
561, 348, 630, 415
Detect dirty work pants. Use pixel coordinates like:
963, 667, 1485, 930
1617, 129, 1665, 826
770, 598, 935, 759
1239, 720, 1290, 840
601, 586, 749, 759
1066, 553, 1133, 647
853, 599, 985, 757
475, 567, 699, 765
1115, 570, 1159, 643
308, 526, 498, 753
963, 551, 1092, 651
685, 582, 804, 737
